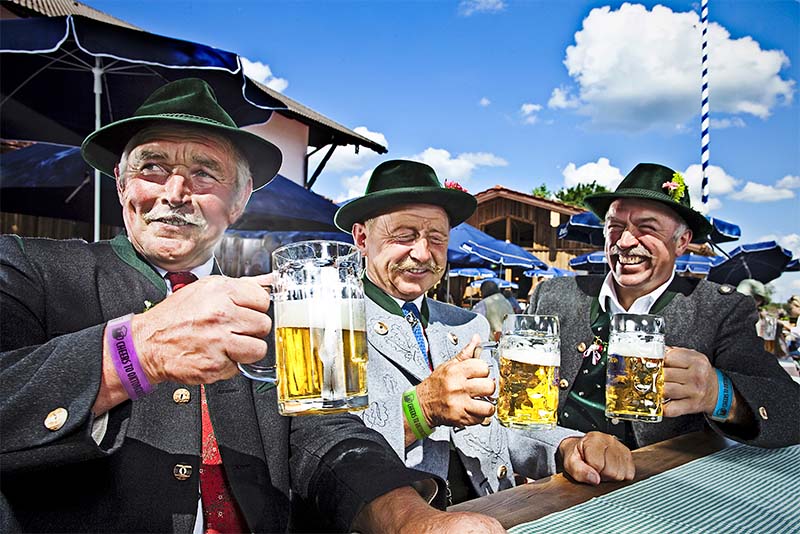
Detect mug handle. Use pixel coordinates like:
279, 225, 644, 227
238, 362, 278, 383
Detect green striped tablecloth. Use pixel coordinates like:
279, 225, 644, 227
509, 443, 800, 534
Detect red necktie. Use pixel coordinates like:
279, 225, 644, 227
165, 272, 247, 533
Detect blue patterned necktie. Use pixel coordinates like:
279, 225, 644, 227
402, 302, 430, 369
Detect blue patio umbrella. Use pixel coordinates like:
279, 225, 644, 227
785, 258, 800, 272
1, 15, 282, 240
674, 253, 720, 276
447, 267, 496, 278
569, 251, 608, 274
523, 267, 577, 278
469, 277, 518, 290
448, 223, 547, 269
707, 241, 793, 286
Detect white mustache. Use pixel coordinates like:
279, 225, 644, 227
143, 206, 206, 227
609, 244, 652, 259
392, 258, 444, 274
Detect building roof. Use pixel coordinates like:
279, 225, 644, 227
1, 0, 387, 155
474, 185, 586, 216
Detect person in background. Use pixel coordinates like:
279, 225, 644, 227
0, 80, 499, 533
335, 160, 635, 508
472, 279, 514, 340
779, 295, 800, 359
736, 279, 785, 357
503, 287, 524, 314
528, 163, 800, 450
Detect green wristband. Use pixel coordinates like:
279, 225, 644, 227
402, 388, 433, 440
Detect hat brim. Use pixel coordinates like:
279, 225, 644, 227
334, 187, 477, 231
584, 189, 713, 243
81, 114, 282, 191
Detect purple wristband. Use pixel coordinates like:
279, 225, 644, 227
107, 314, 152, 400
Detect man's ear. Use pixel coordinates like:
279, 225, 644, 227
228, 181, 253, 225
675, 228, 692, 256
352, 223, 368, 253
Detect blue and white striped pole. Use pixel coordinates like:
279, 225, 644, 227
700, 0, 710, 207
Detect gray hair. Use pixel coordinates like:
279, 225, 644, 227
117, 124, 252, 197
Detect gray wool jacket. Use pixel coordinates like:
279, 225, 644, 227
528, 275, 800, 449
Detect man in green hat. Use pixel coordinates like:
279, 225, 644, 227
0, 79, 501, 533
336, 159, 635, 505
528, 163, 799, 456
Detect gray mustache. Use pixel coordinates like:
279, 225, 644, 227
143, 207, 206, 226
609, 244, 652, 258
392, 258, 444, 274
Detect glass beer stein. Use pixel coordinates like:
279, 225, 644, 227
496, 314, 561, 430
605, 313, 665, 423
239, 240, 369, 415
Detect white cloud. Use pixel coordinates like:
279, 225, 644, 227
479, 97, 492, 107
776, 175, 800, 189
408, 147, 507, 183
241, 57, 289, 93
562, 157, 625, 190
520, 103, 542, 124
308, 126, 388, 174
709, 117, 746, 129
458, 0, 506, 17
559, 4, 795, 131
548, 86, 580, 109
336, 169, 373, 203
682, 164, 741, 212
731, 182, 795, 202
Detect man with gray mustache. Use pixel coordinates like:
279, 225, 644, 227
528, 163, 799, 452
335, 160, 635, 509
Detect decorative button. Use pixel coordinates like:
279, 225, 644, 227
373, 322, 389, 335
44, 408, 68, 431
448, 333, 459, 345
559, 378, 569, 390
173, 464, 193, 481
758, 406, 768, 420
576, 342, 587, 353
718, 284, 735, 295
173, 388, 191, 404
610, 417, 620, 425
497, 465, 508, 479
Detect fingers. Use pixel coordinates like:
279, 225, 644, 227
572, 433, 635, 483
465, 377, 496, 398
454, 334, 482, 362
562, 442, 601, 485
464, 397, 496, 420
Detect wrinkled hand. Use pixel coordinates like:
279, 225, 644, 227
400, 511, 506, 534
663, 346, 718, 418
415, 334, 496, 428
558, 432, 635, 485
133, 273, 273, 385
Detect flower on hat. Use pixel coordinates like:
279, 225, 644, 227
445, 180, 468, 193
662, 172, 686, 202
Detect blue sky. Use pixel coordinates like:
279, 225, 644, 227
87, 0, 799, 300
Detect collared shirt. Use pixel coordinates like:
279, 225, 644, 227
599, 271, 675, 315
153, 257, 215, 294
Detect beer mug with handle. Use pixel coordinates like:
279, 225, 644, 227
496, 314, 561, 430
239, 240, 369, 415
605, 313, 665, 423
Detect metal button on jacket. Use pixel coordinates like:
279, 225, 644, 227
497, 465, 508, 479
448, 332, 459, 345
173, 388, 191, 404
373, 322, 389, 335
758, 406, 768, 420
44, 408, 68, 431
173, 464, 193, 481
576, 342, 587, 353
559, 378, 569, 390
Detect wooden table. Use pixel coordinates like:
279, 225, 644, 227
449, 430, 735, 529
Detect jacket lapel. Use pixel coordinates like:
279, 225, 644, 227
366, 298, 430, 383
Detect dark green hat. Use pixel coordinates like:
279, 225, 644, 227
334, 160, 477, 231
584, 163, 713, 242
81, 78, 282, 191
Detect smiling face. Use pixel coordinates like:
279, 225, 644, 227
352, 204, 449, 301
115, 125, 251, 271
604, 198, 692, 307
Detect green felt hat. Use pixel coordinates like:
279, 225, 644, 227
334, 159, 477, 231
81, 78, 282, 191
584, 163, 712, 243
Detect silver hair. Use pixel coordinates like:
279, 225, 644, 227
116, 124, 252, 197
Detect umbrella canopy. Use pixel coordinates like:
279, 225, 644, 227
449, 223, 547, 269
469, 277, 518, 290
707, 241, 793, 286
785, 258, 800, 273
557, 211, 741, 245
674, 253, 720, 275
447, 267, 496, 278
569, 251, 608, 274
523, 267, 577, 278
0, 143, 338, 232
1, 15, 282, 240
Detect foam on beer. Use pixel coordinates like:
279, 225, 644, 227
501, 344, 560, 366
275, 298, 366, 330
609, 334, 664, 359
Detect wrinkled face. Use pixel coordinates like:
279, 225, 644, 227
115, 128, 251, 271
353, 204, 449, 300
604, 198, 692, 300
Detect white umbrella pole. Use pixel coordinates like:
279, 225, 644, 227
93, 58, 102, 242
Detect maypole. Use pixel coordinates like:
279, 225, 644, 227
700, 0, 710, 207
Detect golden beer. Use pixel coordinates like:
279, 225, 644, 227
497, 336, 560, 430
605, 314, 666, 423
275, 298, 368, 415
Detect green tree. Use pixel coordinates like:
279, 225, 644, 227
531, 183, 553, 199
555, 181, 609, 207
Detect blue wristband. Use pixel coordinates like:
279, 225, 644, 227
710, 369, 733, 422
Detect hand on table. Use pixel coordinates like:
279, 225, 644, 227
662, 346, 719, 418
558, 431, 635, 485
415, 334, 496, 428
